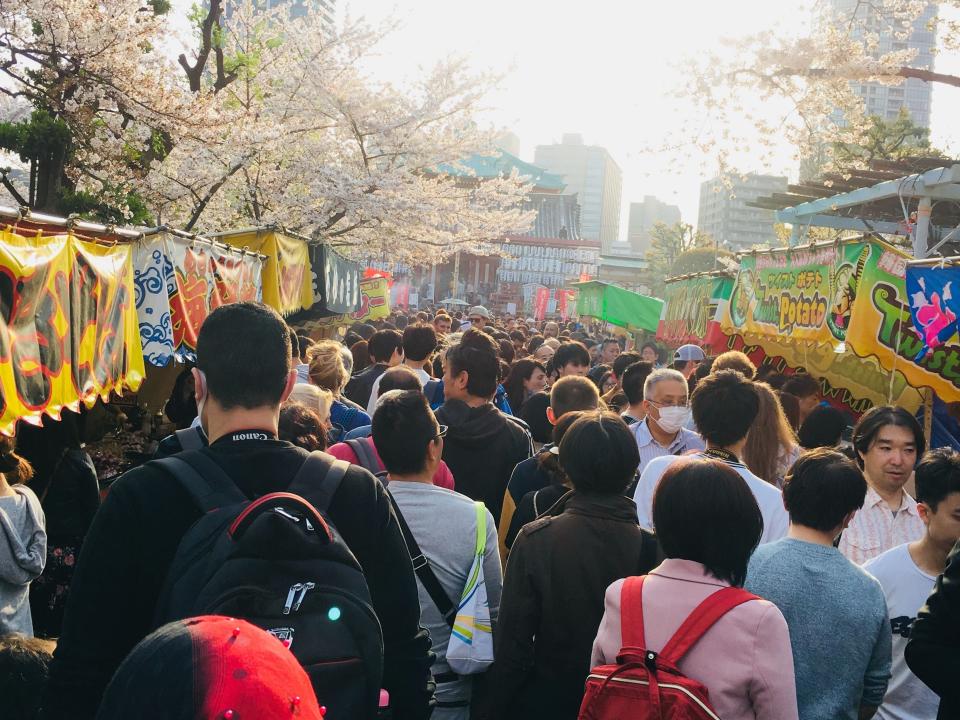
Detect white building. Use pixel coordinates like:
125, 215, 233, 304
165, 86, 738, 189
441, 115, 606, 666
822, 0, 936, 128
534, 134, 623, 254
698, 174, 787, 251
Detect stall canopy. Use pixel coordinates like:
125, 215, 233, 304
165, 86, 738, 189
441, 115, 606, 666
657, 271, 733, 354
574, 281, 663, 332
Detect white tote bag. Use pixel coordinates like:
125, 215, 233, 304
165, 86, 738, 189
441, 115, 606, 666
446, 502, 494, 674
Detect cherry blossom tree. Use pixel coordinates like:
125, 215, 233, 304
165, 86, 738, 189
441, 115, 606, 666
0, 0, 534, 263
673, 0, 955, 177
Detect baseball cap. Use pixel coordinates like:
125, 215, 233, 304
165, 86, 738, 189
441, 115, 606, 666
467, 305, 491, 320
674, 344, 706, 362
96, 616, 325, 720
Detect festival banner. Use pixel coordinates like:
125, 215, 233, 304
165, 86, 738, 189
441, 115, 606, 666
847, 243, 960, 400
299, 276, 390, 330
307, 243, 360, 315
658, 273, 733, 354
166, 237, 263, 361
905, 266, 960, 362
0, 230, 146, 434
722, 332, 922, 416
723, 242, 870, 347
134, 240, 176, 367
533, 287, 550, 321
222, 231, 312, 315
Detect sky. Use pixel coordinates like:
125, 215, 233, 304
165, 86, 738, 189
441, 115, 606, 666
172, 0, 960, 241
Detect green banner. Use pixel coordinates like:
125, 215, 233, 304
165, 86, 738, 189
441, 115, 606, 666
575, 281, 663, 332
723, 242, 870, 345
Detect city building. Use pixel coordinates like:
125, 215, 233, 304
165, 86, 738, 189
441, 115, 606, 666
627, 196, 682, 256
230, 0, 336, 34
534, 134, 623, 253
697, 173, 788, 251
368, 150, 596, 310
822, 0, 936, 128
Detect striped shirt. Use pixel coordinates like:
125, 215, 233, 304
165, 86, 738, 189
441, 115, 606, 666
838, 486, 924, 565
631, 418, 705, 475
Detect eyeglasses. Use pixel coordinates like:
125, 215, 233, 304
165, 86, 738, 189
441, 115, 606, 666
647, 399, 688, 409
435, 424, 448, 440
470, 317, 484, 324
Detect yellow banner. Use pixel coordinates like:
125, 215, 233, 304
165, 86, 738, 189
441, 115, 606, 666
847, 241, 960, 400
223, 230, 313, 315
0, 230, 145, 434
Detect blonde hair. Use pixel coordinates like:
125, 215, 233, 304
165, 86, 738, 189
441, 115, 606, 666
307, 341, 349, 395
743, 382, 798, 485
287, 383, 334, 423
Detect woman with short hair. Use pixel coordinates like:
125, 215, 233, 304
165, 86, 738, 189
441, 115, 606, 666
591, 458, 798, 720
484, 412, 659, 720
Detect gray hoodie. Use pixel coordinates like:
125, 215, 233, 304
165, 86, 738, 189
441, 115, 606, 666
0, 484, 46, 635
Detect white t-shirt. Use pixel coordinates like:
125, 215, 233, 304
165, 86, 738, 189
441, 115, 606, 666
863, 543, 939, 720
366, 366, 432, 416
633, 452, 789, 545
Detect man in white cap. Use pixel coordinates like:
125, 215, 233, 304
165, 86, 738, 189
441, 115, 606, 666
672, 343, 705, 381
467, 305, 491, 330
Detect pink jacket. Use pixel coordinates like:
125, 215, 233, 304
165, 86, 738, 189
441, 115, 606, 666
591, 559, 798, 720
327, 438, 456, 491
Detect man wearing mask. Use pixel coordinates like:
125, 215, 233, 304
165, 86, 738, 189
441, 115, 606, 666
631, 368, 704, 475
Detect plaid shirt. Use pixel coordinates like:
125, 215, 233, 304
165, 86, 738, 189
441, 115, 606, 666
838, 486, 924, 565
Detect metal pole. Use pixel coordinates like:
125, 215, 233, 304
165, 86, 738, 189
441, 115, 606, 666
452, 251, 461, 299
914, 196, 932, 259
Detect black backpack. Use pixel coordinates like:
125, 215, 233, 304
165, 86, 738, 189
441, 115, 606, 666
345, 438, 386, 479
150, 450, 384, 720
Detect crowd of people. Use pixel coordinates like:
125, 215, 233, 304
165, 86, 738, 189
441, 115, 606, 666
1, 300, 960, 719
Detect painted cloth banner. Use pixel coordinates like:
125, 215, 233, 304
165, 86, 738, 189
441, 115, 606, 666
905, 266, 960, 362
166, 237, 263, 361
223, 231, 312, 315
0, 230, 145, 434
307, 243, 360, 315
299, 276, 390, 330
133, 241, 176, 367
847, 243, 960, 399
722, 332, 922, 416
658, 274, 733, 353
723, 243, 870, 346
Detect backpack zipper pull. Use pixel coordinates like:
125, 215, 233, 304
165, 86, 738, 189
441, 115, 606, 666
293, 582, 316, 612
284, 583, 304, 615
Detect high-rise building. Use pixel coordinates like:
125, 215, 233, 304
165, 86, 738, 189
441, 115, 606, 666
534, 134, 622, 253
627, 196, 681, 256
230, 0, 336, 35
822, 0, 936, 128
697, 174, 787, 251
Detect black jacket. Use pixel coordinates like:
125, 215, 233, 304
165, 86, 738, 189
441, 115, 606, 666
435, 399, 532, 524
42, 437, 434, 720
483, 492, 660, 720
906, 539, 960, 720
345, 363, 387, 408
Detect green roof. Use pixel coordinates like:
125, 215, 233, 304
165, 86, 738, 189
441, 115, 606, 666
438, 150, 566, 191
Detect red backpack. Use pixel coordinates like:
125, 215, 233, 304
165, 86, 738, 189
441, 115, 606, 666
579, 575, 758, 720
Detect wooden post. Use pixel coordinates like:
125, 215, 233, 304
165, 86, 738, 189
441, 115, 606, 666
923, 388, 934, 448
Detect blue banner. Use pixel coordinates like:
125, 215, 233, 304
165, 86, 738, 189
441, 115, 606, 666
905, 266, 960, 362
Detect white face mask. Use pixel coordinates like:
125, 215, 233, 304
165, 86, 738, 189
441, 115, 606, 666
653, 405, 690, 434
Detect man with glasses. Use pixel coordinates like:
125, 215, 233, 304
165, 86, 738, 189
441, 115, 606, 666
634, 369, 789, 544
631, 368, 704, 475
374, 389, 503, 716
